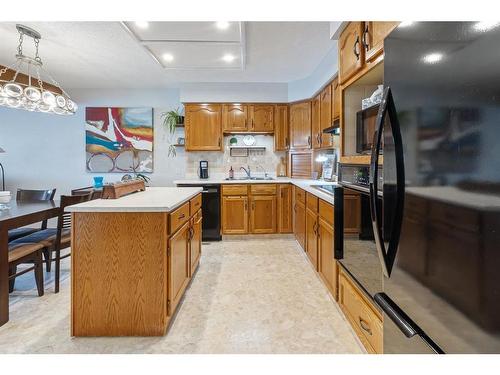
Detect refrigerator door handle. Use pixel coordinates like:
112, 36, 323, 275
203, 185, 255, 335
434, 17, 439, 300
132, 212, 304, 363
369, 87, 405, 277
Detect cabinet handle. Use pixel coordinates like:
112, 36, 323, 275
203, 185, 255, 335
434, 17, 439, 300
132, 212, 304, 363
307, 136, 311, 147
313, 221, 317, 235
359, 317, 372, 335
362, 25, 369, 51
285, 137, 289, 149
252, 202, 255, 210
294, 204, 297, 212
353, 36, 360, 61
245, 201, 248, 210
178, 213, 185, 220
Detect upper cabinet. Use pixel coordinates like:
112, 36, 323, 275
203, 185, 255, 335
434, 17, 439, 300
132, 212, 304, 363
339, 22, 365, 85
274, 104, 289, 151
311, 94, 321, 149
362, 22, 399, 63
249, 104, 274, 132
332, 77, 340, 120
290, 101, 312, 149
222, 104, 248, 132
320, 84, 333, 148
185, 104, 222, 151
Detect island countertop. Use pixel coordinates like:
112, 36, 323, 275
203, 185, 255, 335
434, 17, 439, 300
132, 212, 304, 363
67, 186, 202, 213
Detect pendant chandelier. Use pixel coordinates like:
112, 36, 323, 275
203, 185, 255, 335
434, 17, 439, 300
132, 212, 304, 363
0, 24, 77, 115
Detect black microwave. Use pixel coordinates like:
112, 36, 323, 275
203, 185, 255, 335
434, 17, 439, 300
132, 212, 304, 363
356, 104, 382, 154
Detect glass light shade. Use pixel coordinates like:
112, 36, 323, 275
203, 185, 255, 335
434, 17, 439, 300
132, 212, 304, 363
4, 83, 23, 98
56, 95, 66, 108
6, 97, 21, 108
41, 91, 56, 106
52, 106, 65, 115
66, 99, 75, 111
37, 102, 51, 112
0, 85, 7, 98
24, 86, 41, 102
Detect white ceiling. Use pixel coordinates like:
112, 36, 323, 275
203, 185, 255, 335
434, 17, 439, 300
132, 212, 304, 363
0, 22, 336, 89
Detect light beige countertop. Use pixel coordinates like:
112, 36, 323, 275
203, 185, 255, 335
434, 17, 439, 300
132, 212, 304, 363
174, 177, 338, 205
67, 186, 202, 213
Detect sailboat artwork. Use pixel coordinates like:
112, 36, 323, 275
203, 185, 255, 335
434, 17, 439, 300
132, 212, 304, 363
85, 107, 153, 173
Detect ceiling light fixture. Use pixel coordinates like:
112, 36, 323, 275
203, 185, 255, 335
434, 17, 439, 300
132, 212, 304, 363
222, 53, 235, 63
423, 52, 443, 64
162, 53, 174, 62
473, 21, 500, 32
0, 24, 76, 115
398, 21, 415, 28
216, 21, 230, 30
135, 21, 149, 29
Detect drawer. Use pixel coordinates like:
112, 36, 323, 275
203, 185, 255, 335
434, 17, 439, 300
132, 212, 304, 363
189, 193, 202, 216
339, 270, 383, 354
222, 184, 248, 196
319, 199, 334, 226
250, 184, 277, 195
295, 187, 305, 204
169, 202, 190, 234
306, 192, 318, 213
192, 208, 202, 222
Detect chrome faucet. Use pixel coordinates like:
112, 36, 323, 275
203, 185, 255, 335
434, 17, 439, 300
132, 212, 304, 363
240, 165, 251, 179
255, 164, 268, 178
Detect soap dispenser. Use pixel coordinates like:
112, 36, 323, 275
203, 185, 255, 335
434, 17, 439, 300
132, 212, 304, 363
229, 166, 234, 179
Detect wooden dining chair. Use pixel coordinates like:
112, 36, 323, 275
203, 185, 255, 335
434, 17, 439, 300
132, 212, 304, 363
8, 188, 57, 242
8, 242, 46, 296
9, 193, 92, 293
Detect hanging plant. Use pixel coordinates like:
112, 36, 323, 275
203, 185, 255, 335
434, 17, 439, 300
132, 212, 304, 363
161, 107, 183, 157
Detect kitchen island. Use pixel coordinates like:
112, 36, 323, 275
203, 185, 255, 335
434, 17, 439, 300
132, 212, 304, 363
67, 187, 202, 337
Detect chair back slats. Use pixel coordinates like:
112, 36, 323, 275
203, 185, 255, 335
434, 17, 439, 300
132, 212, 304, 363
56, 193, 93, 233
16, 188, 56, 202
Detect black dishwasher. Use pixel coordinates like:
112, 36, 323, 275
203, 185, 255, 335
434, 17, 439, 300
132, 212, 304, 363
177, 184, 221, 241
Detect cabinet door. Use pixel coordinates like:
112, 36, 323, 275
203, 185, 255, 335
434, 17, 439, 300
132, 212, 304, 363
290, 102, 312, 149
311, 94, 321, 149
249, 104, 274, 132
294, 200, 306, 250
222, 104, 248, 132
168, 221, 190, 315
363, 22, 399, 62
222, 196, 248, 234
339, 22, 365, 84
320, 85, 333, 147
278, 184, 292, 233
332, 77, 340, 120
185, 104, 222, 151
305, 208, 319, 270
250, 195, 277, 233
274, 104, 289, 151
344, 193, 361, 234
190, 211, 202, 276
318, 217, 337, 299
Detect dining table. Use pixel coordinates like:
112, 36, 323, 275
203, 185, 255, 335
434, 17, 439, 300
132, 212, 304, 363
0, 200, 60, 327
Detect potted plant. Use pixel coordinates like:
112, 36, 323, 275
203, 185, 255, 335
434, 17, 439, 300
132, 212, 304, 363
161, 107, 184, 157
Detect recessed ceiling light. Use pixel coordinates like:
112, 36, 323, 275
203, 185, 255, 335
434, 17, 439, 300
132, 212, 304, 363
473, 21, 500, 32
216, 21, 230, 30
423, 52, 443, 64
222, 53, 236, 63
162, 53, 174, 62
398, 21, 415, 28
135, 21, 149, 29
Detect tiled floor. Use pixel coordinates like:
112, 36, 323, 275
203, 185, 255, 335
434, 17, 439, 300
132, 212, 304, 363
0, 235, 364, 353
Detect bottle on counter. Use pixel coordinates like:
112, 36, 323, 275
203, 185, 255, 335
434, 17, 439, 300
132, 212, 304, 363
229, 166, 234, 179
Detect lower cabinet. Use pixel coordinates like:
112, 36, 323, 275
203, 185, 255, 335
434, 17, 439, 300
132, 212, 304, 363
190, 209, 202, 276
168, 220, 191, 316
277, 184, 293, 233
339, 268, 383, 354
305, 207, 319, 269
294, 199, 306, 250
318, 217, 337, 299
222, 195, 249, 234
344, 192, 361, 234
250, 195, 277, 233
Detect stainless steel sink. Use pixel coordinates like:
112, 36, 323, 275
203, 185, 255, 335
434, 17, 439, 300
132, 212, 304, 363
224, 177, 275, 181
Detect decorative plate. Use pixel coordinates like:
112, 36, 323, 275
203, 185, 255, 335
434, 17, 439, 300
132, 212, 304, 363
242, 135, 255, 146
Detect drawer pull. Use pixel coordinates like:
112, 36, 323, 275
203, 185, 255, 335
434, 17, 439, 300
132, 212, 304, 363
359, 317, 372, 335
178, 213, 186, 219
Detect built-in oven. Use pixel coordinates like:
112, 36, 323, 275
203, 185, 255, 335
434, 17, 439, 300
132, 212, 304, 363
335, 164, 384, 299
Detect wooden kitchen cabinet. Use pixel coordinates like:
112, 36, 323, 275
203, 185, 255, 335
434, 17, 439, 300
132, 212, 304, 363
311, 94, 321, 149
339, 269, 383, 354
277, 184, 293, 233
250, 195, 277, 233
339, 22, 365, 84
290, 101, 312, 149
363, 22, 399, 62
185, 104, 222, 151
305, 205, 319, 269
274, 104, 289, 151
318, 216, 337, 299
249, 104, 274, 132
222, 103, 248, 132
332, 77, 340, 120
320, 84, 333, 147
344, 192, 361, 234
293, 187, 306, 250
222, 196, 249, 234
189, 210, 202, 276
168, 221, 191, 315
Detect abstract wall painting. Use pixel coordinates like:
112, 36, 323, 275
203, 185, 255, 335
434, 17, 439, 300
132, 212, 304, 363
85, 107, 153, 173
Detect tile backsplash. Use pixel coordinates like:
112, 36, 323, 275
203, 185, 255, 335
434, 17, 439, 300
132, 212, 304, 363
185, 135, 286, 178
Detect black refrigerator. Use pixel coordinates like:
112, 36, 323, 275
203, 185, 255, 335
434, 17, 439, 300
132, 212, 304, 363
373, 22, 500, 353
